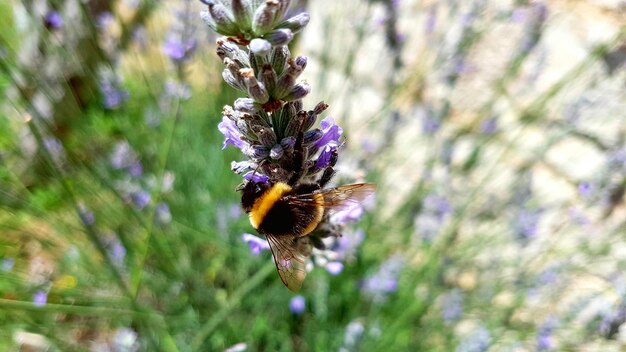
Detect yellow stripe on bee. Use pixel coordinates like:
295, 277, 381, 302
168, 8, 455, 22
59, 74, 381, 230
249, 182, 293, 229
300, 193, 324, 236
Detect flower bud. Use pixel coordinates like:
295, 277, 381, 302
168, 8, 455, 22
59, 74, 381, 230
265, 28, 293, 46
275, 0, 292, 22
204, 3, 238, 36
260, 64, 277, 95
217, 39, 250, 67
313, 101, 329, 115
201, 10, 218, 32
283, 82, 310, 102
294, 56, 307, 71
280, 136, 296, 150
249, 38, 272, 55
270, 144, 284, 159
234, 98, 257, 112
253, 0, 280, 35
245, 144, 270, 159
240, 68, 270, 103
303, 110, 317, 131
231, 0, 253, 31
274, 58, 305, 98
251, 125, 277, 147
231, 160, 256, 174
279, 12, 310, 33
223, 69, 244, 91
284, 111, 305, 136
303, 129, 323, 145
271, 45, 290, 76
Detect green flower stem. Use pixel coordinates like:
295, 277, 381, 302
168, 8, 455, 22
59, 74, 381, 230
0, 298, 152, 318
190, 261, 276, 351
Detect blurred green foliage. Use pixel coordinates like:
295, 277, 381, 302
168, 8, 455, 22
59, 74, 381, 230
1, 0, 626, 351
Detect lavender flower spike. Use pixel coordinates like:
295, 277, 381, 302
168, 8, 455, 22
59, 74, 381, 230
202, 0, 375, 291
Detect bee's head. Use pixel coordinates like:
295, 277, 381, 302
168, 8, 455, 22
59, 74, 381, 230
239, 180, 270, 213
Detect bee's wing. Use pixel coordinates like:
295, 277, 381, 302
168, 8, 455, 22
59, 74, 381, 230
285, 183, 376, 210
317, 183, 376, 210
265, 234, 311, 292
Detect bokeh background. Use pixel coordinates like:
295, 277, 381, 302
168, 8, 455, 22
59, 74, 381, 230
1, 0, 626, 351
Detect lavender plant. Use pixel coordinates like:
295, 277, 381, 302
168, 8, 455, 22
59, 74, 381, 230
200, 0, 374, 290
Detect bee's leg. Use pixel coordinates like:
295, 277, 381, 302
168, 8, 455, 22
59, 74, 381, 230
317, 148, 338, 188
288, 129, 307, 186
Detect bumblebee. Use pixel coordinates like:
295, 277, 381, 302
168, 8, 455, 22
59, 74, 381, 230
239, 126, 375, 291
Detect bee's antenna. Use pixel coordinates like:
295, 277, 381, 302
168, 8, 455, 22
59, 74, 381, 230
250, 159, 266, 181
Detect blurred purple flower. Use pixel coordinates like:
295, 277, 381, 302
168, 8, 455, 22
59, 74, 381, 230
290, 295, 306, 314
335, 229, 365, 260
421, 109, 441, 135
330, 201, 364, 225
361, 255, 404, 302
100, 79, 129, 110
1, 258, 14, 272
44, 11, 63, 29
156, 203, 172, 225
78, 204, 95, 225
578, 181, 594, 198
108, 238, 126, 267
164, 79, 192, 100
536, 317, 557, 351
43, 137, 65, 166
511, 7, 529, 23
217, 202, 243, 232
415, 193, 452, 242
163, 34, 197, 62
342, 320, 365, 350
129, 161, 143, 177
229, 203, 242, 218
326, 261, 344, 275
110, 141, 137, 170
132, 191, 151, 210
33, 291, 47, 307
455, 325, 491, 352
513, 207, 543, 240
608, 148, 626, 172
441, 289, 463, 323
316, 117, 343, 148
425, 5, 437, 34
132, 26, 148, 50
96, 12, 115, 29
423, 194, 452, 221
480, 117, 498, 134
218, 116, 248, 150
568, 207, 588, 225
242, 233, 270, 255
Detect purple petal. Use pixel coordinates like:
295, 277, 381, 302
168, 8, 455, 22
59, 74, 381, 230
218, 116, 248, 150
326, 261, 344, 275
243, 171, 270, 184
44, 11, 64, 29
289, 295, 306, 314
242, 233, 270, 255
315, 145, 336, 169
315, 116, 343, 148
330, 202, 364, 224
33, 291, 47, 307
